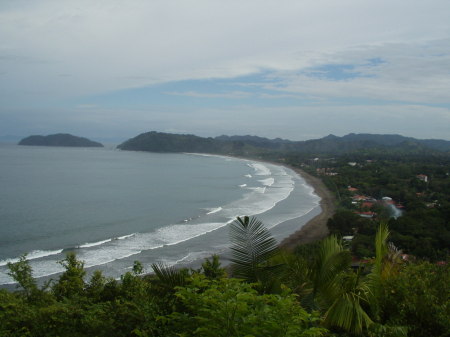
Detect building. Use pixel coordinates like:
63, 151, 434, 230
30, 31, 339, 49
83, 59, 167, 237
416, 174, 428, 183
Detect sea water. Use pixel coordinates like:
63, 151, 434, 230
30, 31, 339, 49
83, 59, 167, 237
0, 144, 320, 285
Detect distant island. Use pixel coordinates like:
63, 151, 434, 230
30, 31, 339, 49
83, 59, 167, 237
19, 133, 103, 147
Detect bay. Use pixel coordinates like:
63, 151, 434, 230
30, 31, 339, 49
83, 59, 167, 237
0, 144, 320, 285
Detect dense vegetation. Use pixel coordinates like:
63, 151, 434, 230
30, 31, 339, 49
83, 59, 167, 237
1, 219, 448, 336
310, 155, 450, 261
2, 131, 448, 335
19, 134, 103, 147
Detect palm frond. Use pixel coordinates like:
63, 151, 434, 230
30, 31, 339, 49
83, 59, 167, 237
229, 216, 280, 283
312, 236, 351, 302
151, 262, 188, 290
277, 252, 311, 297
367, 222, 402, 320
374, 222, 390, 275
324, 291, 374, 334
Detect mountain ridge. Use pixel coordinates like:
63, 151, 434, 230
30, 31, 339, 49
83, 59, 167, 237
118, 131, 450, 155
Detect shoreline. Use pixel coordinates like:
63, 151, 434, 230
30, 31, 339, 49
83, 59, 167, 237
1, 154, 336, 288
207, 154, 337, 250
215, 153, 337, 250
279, 166, 336, 250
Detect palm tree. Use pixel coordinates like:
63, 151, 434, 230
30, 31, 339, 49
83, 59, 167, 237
229, 216, 281, 289
228, 216, 405, 336
366, 223, 403, 321
317, 223, 406, 336
300, 235, 373, 334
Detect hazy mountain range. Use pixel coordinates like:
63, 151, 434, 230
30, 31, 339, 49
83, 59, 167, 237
118, 131, 450, 155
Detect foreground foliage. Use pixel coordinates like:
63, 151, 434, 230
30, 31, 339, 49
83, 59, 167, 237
1, 219, 448, 336
168, 275, 326, 337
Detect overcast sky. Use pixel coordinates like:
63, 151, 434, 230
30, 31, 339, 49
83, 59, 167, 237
1, 0, 449, 142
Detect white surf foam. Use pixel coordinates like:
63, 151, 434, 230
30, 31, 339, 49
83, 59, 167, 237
172, 251, 213, 266
166, 252, 210, 267
79, 239, 112, 248
116, 233, 136, 240
246, 186, 266, 193
247, 163, 271, 176
0, 220, 234, 284
157, 222, 230, 247
0, 249, 63, 267
78, 232, 136, 248
83, 250, 144, 268
206, 207, 223, 215
222, 165, 295, 219
239, 184, 247, 188
259, 178, 275, 186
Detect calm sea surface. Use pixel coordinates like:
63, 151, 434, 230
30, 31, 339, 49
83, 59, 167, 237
0, 144, 320, 285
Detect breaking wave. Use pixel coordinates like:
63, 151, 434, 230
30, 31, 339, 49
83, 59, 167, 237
0, 249, 63, 267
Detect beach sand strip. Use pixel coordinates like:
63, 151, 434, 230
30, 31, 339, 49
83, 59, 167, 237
279, 168, 336, 250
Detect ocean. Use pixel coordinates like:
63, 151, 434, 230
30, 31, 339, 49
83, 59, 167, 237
0, 144, 320, 285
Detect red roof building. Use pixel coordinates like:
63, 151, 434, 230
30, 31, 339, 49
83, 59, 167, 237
356, 211, 376, 218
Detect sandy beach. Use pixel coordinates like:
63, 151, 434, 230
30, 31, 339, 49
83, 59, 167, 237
279, 167, 336, 250
234, 156, 338, 250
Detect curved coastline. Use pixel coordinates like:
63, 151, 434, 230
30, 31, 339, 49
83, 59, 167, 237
188, 153, 337, 249
279, 167, 336, 250
0, 151, 336, 287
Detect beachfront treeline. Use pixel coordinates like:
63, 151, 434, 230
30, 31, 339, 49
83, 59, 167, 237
1, 219, 448, 336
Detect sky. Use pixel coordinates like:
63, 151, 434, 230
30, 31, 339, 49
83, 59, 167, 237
1, 0, 450, 142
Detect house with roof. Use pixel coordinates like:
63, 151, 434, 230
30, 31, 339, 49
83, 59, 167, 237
416, 174, 428, 183
356, 211, 376, 218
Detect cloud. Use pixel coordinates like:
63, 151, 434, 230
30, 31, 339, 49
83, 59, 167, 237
1, 1, 450, 140
2, 1, 449, 96
243, 39, 450, 105
164, 91, 252, 99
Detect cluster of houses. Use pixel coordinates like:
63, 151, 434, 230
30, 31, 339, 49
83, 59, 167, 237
309, 159, 431, 217
347, 186, 404, 218
315, 167, 338, 176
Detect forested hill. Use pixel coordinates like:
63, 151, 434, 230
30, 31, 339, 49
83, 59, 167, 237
118, 131, 450, 155
19, 133, 103, 147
